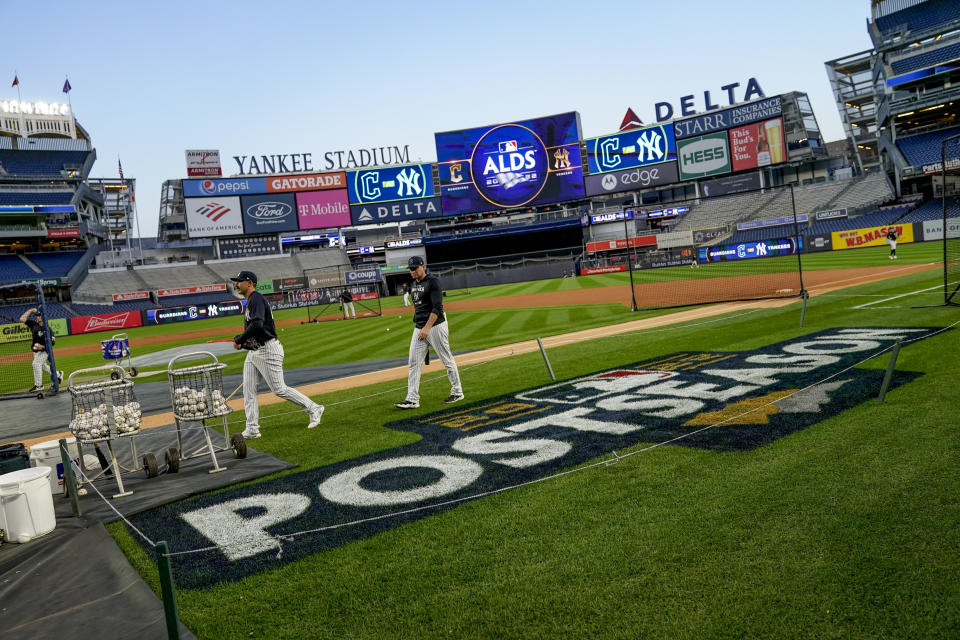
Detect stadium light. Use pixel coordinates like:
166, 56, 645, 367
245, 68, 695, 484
622, 197, 638, 312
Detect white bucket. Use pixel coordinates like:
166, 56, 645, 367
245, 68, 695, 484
29, 438, 79, 495
0, 466, 57, 543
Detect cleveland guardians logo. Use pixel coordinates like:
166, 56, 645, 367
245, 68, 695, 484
130, 327, 941, 588
470, 124, 549, 207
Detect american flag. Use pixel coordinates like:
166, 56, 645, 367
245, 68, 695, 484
118, 158, 125, 182
11, 74, 19, 88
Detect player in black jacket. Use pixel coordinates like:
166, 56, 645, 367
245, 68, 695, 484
19, 307, 62, 392
886, 229, 898, 259
395, 256, 463, 409
231, 270, 324, 438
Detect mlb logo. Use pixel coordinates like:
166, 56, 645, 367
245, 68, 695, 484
499, 140, 518, 153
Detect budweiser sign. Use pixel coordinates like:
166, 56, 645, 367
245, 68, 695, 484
70, 311, 143, 335
157, 284, 227, 297
112, 291, 150, 302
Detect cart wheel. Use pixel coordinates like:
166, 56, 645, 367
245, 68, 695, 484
230, 433, 248, 459
110, 371, 121, 380
130, 367, 139, 377
165, 447, 180, 473
143, 453, 158, 478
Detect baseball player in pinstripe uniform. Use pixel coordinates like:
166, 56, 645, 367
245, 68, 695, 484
231, 271, 324, 438
20, 307, 62, 392
395, 256, 463, 409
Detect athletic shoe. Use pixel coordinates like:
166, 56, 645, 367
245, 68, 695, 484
443, 393, 465, 404
395, 400, 419, 409
57, 371, 64, 384
29, 385, 42, 392
241, 428, 262, 439
307, 405, 325, 429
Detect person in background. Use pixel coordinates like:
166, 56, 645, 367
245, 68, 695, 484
19, 307, 62, 392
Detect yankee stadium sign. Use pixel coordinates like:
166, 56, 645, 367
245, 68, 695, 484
130, 327, 939, 588
232, 145, 412, 173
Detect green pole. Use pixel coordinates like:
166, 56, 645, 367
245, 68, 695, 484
155, 541, 182, 640
59, 439, 81, 517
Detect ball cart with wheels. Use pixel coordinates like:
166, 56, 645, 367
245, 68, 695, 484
167, 351, 246, 474
66, 365, 146, 498
100, 333, 139, 379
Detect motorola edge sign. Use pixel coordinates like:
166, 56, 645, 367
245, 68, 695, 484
584, 161, 679, 196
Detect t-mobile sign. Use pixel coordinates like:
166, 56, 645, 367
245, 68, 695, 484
295, 190, 351, 229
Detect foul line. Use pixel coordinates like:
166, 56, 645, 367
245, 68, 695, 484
852, 281, 958, 309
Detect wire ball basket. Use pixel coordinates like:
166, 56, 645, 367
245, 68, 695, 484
68, 374, 142, 442
168, 359, 231, 421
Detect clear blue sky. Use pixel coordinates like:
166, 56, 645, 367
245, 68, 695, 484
3, 0, 874, 238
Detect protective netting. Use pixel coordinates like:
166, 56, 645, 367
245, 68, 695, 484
940, 135, 960, 305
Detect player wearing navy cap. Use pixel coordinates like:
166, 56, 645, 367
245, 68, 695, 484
395, 256, 463, 409
231, 270, 324, 437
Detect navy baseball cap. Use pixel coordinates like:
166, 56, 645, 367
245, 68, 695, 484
230, 270, 258, 283
407, 256, 424, 269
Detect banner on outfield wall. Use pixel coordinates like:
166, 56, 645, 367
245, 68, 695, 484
728, 117, 786, 171
586, 235, 657, 252
700, 172, 761, 198
48, 317, 68, 337
146, 300, 246, 325
0, 323, 30, 343
218, 235, 280, 259
656, 230, 694, 249
580, 265, 626, 275
113, 291, 150, 302
922, 216, 960, 241
803, 234, 834, 253
693, 227, 727, 243
584, 162, 679, 196
831, 224, 913, 250
70, 311, 143, 335
699, 237, 802, 263
276, 277, 307, 291
158, 284, 227, 298
678, 132, 730, 180
350, 197, 442, 225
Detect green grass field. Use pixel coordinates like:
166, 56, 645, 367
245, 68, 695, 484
95, 246, 959, 640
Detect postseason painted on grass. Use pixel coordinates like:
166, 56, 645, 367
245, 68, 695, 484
130, 327, 939, 588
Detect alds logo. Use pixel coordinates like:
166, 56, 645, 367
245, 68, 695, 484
131, 327, 939, 588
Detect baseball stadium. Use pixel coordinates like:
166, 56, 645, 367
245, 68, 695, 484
1, 1, 959, 638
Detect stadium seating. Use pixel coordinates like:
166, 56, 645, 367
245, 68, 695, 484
0, 302, 73, 320
895, 127, 960, 167
72, 269, 152, 302
293, 247, 351, 272
70, 300, 155, 316
890, 41, 960, 75
807, 210, 902, 236
0, 151, 91, 177
0, 192, 74, 205
726, 224, 799, 245
205, 255, 307, 282
898, 199, 960, 222
26, 252, 85, 277
826, 172, 894, 211
0, 255, 41, 283
133, 264, 221, 290
874, 0, 960, 35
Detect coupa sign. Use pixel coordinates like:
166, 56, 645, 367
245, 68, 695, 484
132, 327, 939, 587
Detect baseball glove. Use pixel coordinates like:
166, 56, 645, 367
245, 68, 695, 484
239, 338, 263, 351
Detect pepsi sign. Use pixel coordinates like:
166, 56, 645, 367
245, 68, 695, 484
240, 193, 298, 233
435, 112, 585, 214
347, 163, 435, 204
585, 124, 676, 174
182, 177, 267, 198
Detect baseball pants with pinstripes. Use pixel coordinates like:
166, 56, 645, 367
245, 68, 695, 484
405, 320, 461, 403
243, 338, 320, 431
32, 350, 52, 387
